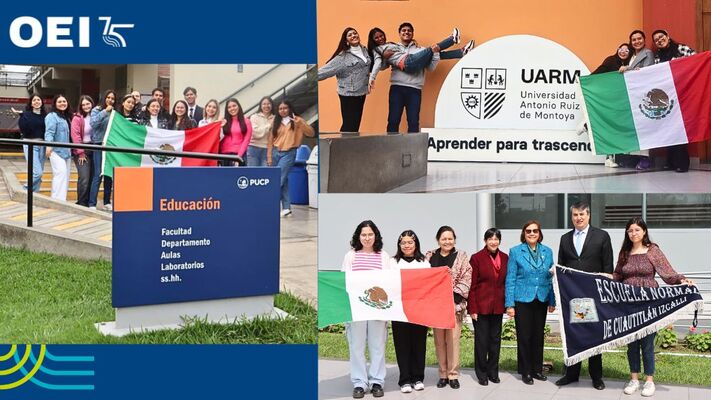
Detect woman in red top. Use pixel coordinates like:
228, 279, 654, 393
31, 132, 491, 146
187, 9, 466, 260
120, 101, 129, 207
220, 98, 252, 166
468, 228, 508, 386
613, 217, 694, 397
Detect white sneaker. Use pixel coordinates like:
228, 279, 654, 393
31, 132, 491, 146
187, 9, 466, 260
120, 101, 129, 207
104, 204, 113, 211
280, 209, 292, 217
604, 158, 619, 168
413, 381, 424, 391
89, 206, 97, 210
623, 380, 640, 395
463, 39, 475, 55
452, 27, 461, 44
400, 384, 413, 393
641, 381, 655, 397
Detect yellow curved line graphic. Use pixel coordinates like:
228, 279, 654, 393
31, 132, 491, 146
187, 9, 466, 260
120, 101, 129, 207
0, 344, 31, 376
0, 345, 46, 390
0, 345, 17, 361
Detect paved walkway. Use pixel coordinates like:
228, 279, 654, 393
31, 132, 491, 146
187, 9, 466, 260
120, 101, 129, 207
0, 156, 317, 305
391, 162, 711, 193
319, 359, 711, 400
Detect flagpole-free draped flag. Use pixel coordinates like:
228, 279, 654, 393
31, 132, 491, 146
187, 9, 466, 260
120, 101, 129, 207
580, 51, 711, 155
101, 112, 221, 178
318, 268, 456, 329
552, 265, 704, 366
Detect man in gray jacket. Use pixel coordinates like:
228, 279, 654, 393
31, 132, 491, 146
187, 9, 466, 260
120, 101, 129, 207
386, 22, 439, 133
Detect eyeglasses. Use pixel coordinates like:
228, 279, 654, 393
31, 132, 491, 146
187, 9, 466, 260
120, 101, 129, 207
653, 36, 666, 43
525, 229, 540, 234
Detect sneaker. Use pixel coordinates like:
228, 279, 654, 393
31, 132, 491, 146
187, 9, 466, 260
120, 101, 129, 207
280, 209, 292, 217
352, 387, 365, 399
400, 384, 413, 393
89, 206, 97, 210
371, 384, 384, 398
462, 40, 475, 55
604, 157, 619, 168
104, 203, 113, 211
452, 27, 461, 44
413, 381, 424, 391
641, 381, 655, 397
623, 379, 640, 395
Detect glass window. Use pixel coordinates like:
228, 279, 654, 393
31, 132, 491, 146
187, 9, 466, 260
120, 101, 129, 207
646, 194, 711, 228
567, 194, 643, 229
494, 194, 565, 229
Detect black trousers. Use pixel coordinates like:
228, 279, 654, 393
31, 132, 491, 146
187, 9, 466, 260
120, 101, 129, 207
666, 144, 690, 171
473, 314, 503, 380
338, 95, 366, 133
392, 321, 428, 386
514, 299, 547, 376
563, 354, 602, 381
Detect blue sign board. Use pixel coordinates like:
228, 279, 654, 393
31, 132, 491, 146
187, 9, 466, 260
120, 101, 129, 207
112, 167, 280, 307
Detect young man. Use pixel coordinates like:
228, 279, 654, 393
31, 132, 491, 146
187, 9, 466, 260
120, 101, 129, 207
555, 201, 613, 390
385, 22, 439, 133
183, 86, 203, 123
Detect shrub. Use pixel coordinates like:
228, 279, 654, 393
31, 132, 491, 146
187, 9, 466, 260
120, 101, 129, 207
655, 325, 677, 349
685, 327, 711, 352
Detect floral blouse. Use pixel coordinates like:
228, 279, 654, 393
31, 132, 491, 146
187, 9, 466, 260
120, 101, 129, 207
613, 244, 685, 288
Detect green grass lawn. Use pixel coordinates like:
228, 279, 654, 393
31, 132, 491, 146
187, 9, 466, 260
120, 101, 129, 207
319, 329, 711, 386
0, 246, 316, 344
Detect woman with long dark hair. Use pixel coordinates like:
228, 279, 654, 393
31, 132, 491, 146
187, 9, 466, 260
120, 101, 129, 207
44, 94, 73, 201
220, 98, 251, 166
17, 94, 47, 192
247, 96, 274, 166
341, 220, 391, 399
425, 225, 471, 390
614, 217, 694, 397
318, 27, 371, 133
70, 95, 95, 207
116, 93, 139, 124
389, 230, 429, 393
89, 89, 116, 210
169, 100, 197, 131
468, 228, 508, 386
140, 99, 170, 129
267, 101, 315, 217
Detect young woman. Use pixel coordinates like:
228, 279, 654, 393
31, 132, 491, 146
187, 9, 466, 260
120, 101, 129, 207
267, 101, 315, 217
247, 96, 274, 166
389, 230, 429, 393
425, 226, 471, 390
318, 27, 371, 133
341, 220, 391, 399
614, 217, 694, 397
468, 228, 508, 386
89, 89, 116, 210
44, 95, 73, 201
198, 99, 221, 127
140, 99, 170, 129
70, 95, 95, 207
17, 94, 47, 192
220, 98, 252, 166
505, 220, 555, 385
169, 100, 197, 131
116, 93, 139, 124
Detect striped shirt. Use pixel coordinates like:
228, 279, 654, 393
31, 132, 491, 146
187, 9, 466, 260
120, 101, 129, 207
351, 251, 384, 271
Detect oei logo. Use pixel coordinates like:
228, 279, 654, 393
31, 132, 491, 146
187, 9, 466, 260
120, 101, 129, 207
9, 16, 134, 48
237, 176, 270, 190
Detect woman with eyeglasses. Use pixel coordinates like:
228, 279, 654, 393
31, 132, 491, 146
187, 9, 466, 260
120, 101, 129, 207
341, 220, 391, 399
614, 217, 694, 397
425, 225, 471, 390
389, 230, 429, 393
504, 220, 555, 385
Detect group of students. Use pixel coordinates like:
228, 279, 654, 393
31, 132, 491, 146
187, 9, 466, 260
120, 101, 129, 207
340, 202, 693, 398
17, 87, 314, 216
586, 28, 696, 171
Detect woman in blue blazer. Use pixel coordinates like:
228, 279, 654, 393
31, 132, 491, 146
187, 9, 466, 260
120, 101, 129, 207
505, 220, 555, 385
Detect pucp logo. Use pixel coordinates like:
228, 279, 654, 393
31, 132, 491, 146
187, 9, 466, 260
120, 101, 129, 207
0, 344, 94, 391
237, 176, 270, 190
639, 88, 674, 120
8, 16, 134, 48
460, 67, 507, 119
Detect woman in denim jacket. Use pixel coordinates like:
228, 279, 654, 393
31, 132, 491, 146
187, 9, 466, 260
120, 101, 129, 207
89, 89, 116, 210
44, 95, 73, 201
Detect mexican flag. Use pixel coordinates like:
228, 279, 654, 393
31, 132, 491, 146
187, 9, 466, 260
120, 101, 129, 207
101, 112, 221, 178
318, 268, 455, 329
580, 51, 711, 155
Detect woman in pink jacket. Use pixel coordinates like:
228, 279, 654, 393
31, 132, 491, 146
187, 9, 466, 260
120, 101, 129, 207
70, 95, 95, 207
220, 98, 252, 166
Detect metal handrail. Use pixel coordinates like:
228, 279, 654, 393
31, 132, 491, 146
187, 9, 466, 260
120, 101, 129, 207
218, 65, 281, 104
243, 64, 317, 117
0, 138, 244, 228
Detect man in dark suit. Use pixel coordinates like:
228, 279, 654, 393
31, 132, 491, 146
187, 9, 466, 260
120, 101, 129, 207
183, 86, 203, 124
555, 201, 613, 390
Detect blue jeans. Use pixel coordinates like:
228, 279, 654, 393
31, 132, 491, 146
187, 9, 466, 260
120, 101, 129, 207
403, 35, 461, 72
246, 145, 269, 167
387, 85, 422, 133
23, 144, 45, 192
89, 149, 102, 207
273, 148, 296, 210
627, 332, 656, 375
